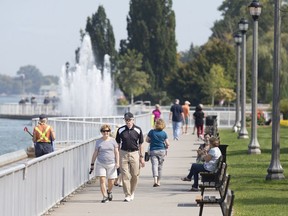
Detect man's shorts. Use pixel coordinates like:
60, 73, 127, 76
183, 117, 189, 125
95, 161, 117, 179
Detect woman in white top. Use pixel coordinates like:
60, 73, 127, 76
181, 137, 221, 191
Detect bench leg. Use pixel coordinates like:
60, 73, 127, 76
201, 188, 205, 196
199, 204, 204, 216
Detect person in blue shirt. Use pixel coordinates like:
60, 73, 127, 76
146, 118, 170, 187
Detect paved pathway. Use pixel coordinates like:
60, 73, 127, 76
48, 128, 222, 216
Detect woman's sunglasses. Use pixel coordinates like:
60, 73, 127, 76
101, 130, 111, 133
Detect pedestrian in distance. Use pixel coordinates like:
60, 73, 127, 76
192, 106, 197, 135
115, 112, 145, 202
33, 114, 55, 157
193, 104, 205, 140
89, 124, 119, 203
146, 118, 170, 187
152, 104, 161, 125
181, 137, 221, 191
182, 101, 190, 134
169, 99, 184, 140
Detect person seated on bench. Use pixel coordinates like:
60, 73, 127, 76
181, 137, 222, 191
196, 133, 211, 163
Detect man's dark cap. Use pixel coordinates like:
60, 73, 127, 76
39, 114, 47, 120
124, 112, 134, 120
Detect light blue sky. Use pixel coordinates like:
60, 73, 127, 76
0, 0, 223, 76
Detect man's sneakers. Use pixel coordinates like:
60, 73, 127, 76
107, 190, 113, 201
124, 193, 134, 202
124, 196, 131, 202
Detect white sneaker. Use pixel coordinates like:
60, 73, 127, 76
124, 196, 131, 202
130, 193, 134, 200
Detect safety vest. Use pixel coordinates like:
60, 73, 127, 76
35, 125, 51, 142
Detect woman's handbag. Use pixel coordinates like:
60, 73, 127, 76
144, 151, 150, 162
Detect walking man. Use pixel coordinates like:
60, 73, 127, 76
115, 112, 145, 202
169, 99, 184, 140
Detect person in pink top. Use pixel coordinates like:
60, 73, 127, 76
152, 104, 161, 125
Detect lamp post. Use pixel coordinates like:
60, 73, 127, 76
238, 18, 249, 139
233, 32, 242, 133
248, 0, 262, 154
266, 0, 284, 180
20, 74, 25, 95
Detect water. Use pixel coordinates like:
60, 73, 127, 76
0, 95, 21, 104
0, 118, 33, 156
59, 34, 116, 117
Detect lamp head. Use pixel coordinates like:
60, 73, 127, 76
249, 0, 262, 20
238, 18, 249, 33
233, 32, 242, 45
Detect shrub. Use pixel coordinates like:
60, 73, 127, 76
280, 99, 288, 120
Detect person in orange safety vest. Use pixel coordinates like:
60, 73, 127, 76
33, 114, 55, 157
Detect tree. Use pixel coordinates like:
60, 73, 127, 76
179, 43, 200, 63
85, 5, 116, 71
115, 49, 150, 104
0, 75, 18, 94
203, 64, 234, 106
174, 38, 236, 105
16, 65, 43, 94
210, 0, 288, 104
125, 0, 177, 95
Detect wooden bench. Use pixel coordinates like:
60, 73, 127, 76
195, 174, 231, 216
222, 189, 235, 216
199, 162, 227, 196
199, 155, 224, 184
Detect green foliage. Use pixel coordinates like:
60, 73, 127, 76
16, 65, 43, 94
0, 66, 58, 95
203, 64, 234, 105
210, 0, 288, 104
179, 44, 200, 63
117, 98, 129, 105
220, 127, 288, 216
85, 5, 116, 71
280, 99, 288, 119
0, 74, 19, 94
165, 60, 198, 104
174, 38, 235, 105
115, 49, 150, 103
125, 0, 177, 94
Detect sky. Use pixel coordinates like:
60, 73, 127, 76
0, 0, 223, 77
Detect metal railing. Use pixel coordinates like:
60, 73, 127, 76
0, 103, 59, 116
0, 113, 152, 216
31, 114, 152, 144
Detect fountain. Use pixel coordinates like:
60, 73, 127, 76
59, 34, 116, 117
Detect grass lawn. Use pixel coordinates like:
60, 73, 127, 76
220, 126, 288, 216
